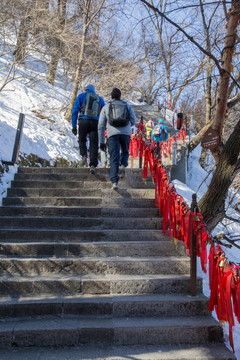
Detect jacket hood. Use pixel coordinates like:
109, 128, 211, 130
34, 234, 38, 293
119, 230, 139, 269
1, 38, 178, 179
158, 119, 164, 124
85, 84, 95, 93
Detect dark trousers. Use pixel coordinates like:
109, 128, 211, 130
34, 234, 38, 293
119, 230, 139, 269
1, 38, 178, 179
78, 119, 98, 167
108, 134, 130, 183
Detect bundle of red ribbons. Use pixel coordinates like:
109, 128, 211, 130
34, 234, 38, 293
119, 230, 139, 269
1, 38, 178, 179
129, 127, 240, 353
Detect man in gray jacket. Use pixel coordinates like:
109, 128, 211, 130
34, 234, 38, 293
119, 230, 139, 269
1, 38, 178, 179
98, 88, 136, 190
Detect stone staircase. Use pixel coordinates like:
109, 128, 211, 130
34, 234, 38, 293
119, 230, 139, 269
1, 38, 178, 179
131, 104, 176, 136
130, 104, 188, 183
0, 167, 235, 359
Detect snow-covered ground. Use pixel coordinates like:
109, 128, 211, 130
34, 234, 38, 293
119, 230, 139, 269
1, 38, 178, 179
0, 53, 239, 358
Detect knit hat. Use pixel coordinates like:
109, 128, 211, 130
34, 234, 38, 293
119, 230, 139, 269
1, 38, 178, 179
85, 84, 95, 92
158, 119, 164, 124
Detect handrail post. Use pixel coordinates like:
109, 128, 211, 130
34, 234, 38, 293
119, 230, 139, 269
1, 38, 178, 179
139, 152, 142, 168
12, 113, 25, 164
138, 116, 144, 169
190, 193, 197, 296
172, 142, 177, 165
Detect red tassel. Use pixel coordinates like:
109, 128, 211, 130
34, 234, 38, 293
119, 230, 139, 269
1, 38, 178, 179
142, 148, 149, 179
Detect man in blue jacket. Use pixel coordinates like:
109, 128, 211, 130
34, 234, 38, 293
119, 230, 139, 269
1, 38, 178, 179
71, 84, 105, 174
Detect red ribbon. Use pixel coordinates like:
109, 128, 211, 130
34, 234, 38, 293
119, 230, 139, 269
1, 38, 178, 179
130, 121, 240, 354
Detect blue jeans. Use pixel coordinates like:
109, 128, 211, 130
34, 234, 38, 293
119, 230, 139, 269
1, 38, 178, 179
108, 134, 130, 183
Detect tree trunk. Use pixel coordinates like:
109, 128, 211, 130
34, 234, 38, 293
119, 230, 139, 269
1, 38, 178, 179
199, 56, 212, 166
46, 42, 61, 86
33, 0, 49, 34
46, 0, 67, 86
65, 26, 86, 121
205, 56, 212, 125
14, 16, 31, 63
199, 148, 208, 168
211, 0, 240, 162
198, 119, 240, 231
188, 121, 213, 153
64, 0, 105, 121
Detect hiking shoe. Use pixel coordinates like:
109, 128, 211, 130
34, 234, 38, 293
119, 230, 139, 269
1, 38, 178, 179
90, 166, 96, 175
79, 155, 87, 167
111, 182, 118, 190
119, 164, 125, 178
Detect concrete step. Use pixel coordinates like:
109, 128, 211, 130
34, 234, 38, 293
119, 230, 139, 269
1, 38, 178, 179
14, 168, 152, 183
0, 229, 164, 241
0, 316, 223, 348
6, 188, 155, 198
0, 165, 232, 358
0, 240, 187, 258
0, 293, 210, 319
0, 256, 190, 276
16, 167, 145, 175
0, 216, 162, 230
0, 206, 159, 217
0, 344, 235, 360
13, 172, 112, 181
11, 180, 155, 190
2, 196, 155, 207
13, 173, 121, 182
0, 274, 203, 297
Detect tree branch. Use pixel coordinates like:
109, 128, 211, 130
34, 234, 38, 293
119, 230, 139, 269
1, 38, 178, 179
140, 0, 222, 73
228, 92, 240, 108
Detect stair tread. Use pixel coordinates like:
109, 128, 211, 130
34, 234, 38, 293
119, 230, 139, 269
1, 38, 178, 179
0, 228, 162, 232
0, 256, 188, 261
0, 315, 220, 329
0, 216, 160, 219
0, 293, 208, 304
0, 274, 191, 280
0, 344, 235, 360
0, 240, 171, 245
0, 166, 232, 356
16, 168, 144, 173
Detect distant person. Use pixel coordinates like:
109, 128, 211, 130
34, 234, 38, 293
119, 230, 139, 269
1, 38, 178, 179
71, 84, 105, 174
98, 88, 136, 190
145, 118, 154, 139
100, 129, 110, 168
151, 119, 168, 142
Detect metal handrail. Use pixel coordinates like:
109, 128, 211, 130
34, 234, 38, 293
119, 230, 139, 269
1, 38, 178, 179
3, 113, 25, 165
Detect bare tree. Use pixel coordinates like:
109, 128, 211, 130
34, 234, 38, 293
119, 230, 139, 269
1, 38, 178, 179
139, 0, 240, 230
64, 0, 105, 121
0, 0, 28, 90
13, 0, 33, 63
198, 119, 240, 230
142, 0, 204, 110
32, 0, 50, 34
210, 0, 240, 162
135, 25, 165, 104
46, 0, 68, 86
198, 0, 221, 166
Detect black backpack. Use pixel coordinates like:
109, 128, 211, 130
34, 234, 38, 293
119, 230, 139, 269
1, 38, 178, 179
108, 100, 130, 127
83, 92, 100, 118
